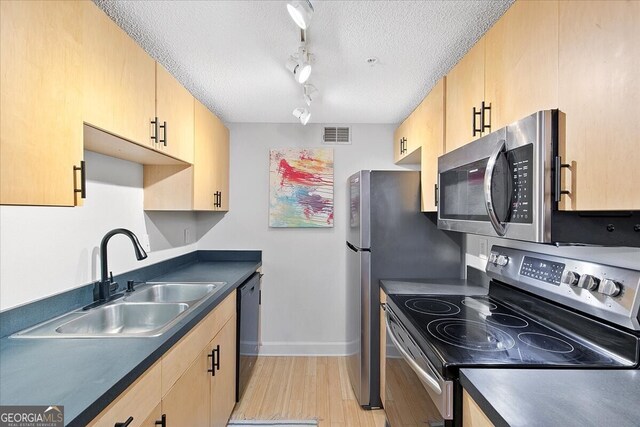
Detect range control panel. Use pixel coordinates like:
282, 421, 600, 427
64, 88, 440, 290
486, 246, 640, 331
520, 257, 565, 286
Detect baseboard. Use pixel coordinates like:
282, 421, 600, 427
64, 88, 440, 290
259, 341, 353, 356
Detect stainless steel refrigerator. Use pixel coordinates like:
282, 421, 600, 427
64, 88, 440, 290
346, 170, 462, 408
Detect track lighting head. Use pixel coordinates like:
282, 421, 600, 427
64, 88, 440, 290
303, 84, 318, 106
287, 0, 314, 30
285, 48, 312, 84
292, 107, 311, 125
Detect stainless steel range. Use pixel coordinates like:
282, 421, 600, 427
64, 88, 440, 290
383, 246, 640, 427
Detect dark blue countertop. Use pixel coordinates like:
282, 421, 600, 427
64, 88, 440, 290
0, 257, 260, 426
460, 369, 640, 427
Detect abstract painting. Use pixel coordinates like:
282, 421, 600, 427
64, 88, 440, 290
269, 148, 334, 227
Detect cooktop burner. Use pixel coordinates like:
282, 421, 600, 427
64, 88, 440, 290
388, 293, 626, 370
461, 296, 497, 312
405, 298, 460, 316
427, 319, 515, 351
518, 332, 575, 354
485, 313, 529, 328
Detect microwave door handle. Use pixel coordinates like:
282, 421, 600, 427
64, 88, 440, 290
385, 310, 443, 395
484, 139, 508, 237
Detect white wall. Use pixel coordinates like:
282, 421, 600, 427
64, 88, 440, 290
0, 151, 197, 311
196, 123, 404, 355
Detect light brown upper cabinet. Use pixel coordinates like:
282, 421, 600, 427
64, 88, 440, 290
445, 1, 557, 153
210, 108, 230, 211
155, 63, 195, 164
558, 0, 640, 211
445, 38, 486, 153
393, 110, 421, 164
82, 2, 156, 150
420, 79, 446, 212
193, 99, 230, 211
484, 0, 558, 131
144, 100, 229, 211
0, 0, 85, 206
82, 3, 193, 165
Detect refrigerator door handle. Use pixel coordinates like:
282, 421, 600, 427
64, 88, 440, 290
346, 241, 371, 253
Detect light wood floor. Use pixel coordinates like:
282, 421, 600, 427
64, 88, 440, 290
230, 356, 386, 427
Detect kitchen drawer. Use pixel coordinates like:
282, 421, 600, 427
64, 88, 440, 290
87, 361, 161, 427
161, 292, 236, 396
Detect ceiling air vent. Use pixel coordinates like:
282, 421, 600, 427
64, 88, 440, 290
322, 126, 351, 145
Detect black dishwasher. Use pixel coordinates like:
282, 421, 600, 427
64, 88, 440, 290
236, 272, 261, 402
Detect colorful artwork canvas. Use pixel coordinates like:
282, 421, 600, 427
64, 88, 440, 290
269, 148, 334, 228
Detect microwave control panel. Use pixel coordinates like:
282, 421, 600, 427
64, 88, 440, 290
506, 144, 533, 224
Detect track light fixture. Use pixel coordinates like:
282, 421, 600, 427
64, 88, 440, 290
303, 84, 318, 106
285, 46, 312, 84
287, 0, 314, 30
292, 107, 311, 125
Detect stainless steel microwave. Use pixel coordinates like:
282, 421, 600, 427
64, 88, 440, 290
438, 110, 553, 242
437, 110, 639, 246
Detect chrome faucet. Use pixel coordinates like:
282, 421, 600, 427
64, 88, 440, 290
96, 228, 148, 301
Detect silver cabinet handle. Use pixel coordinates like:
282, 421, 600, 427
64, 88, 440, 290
484, 139, 508, 237
385, 310, 442, 395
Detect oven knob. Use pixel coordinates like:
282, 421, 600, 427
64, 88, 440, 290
577, 274, 600, 291
496, 255, 509, 267
598, 279, 622, 297
563, 271, 581, 286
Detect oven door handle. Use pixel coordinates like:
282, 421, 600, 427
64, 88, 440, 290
484, 139, 508, 237
385, 310, 443, 395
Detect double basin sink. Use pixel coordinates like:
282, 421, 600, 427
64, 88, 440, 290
12, 282, 225, 339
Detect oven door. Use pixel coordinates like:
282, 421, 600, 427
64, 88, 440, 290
437, 110, 553, 242
384, 305, 453, 427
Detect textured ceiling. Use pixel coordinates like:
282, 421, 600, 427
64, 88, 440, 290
95, 0, 512, 125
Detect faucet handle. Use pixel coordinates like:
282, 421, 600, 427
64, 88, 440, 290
127, 280, 135, 292
109, 271, 114, 283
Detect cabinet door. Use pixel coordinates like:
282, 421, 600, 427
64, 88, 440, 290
212, 113, 230, 211
462, 390, 494, 427
141, 404, 163, 427
394, 112, 421, 165
194, 100, 219, 211
162, 344, 211, 426
156, 63, 194, 163
393, 119, 408, 163
484, 0, 558, 131
445, 38, 485, 153
82, 2, 155, 148
210, 316, 237, 427
0, 0, 83, 206
420, 79, 445, 212
87, 362, 161, 427
558, 1, 640, 211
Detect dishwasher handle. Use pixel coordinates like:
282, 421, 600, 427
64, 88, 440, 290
385, 309, 443, 395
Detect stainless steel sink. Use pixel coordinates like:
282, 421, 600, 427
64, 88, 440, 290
123, 282, 223, 304
54, 302, 188, 336
11, 281, 227, 339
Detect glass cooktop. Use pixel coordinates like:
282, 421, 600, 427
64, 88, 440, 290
387, 294, 631, 371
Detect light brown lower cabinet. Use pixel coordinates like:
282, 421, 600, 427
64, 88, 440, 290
209, 317, 237, 427
88, 292, 237, 427
462, 389, 494, 427
162, 341, 212, 425
141, 404, 163, 427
